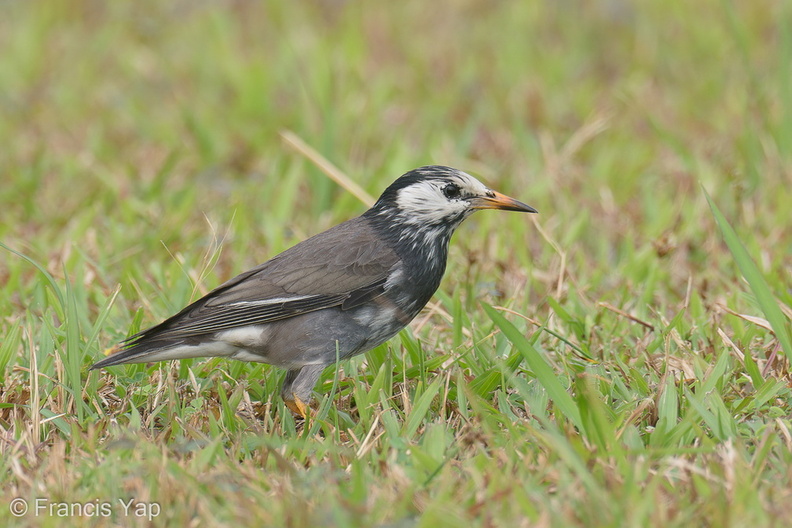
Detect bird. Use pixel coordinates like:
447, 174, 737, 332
92, 165, 537, 417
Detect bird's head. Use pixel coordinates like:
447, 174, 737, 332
365, 166, 536, 265
369, 165, 536, 228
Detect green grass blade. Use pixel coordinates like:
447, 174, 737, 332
0, 241, 65, 308
482, 304, 583, 430
704, 187, 792, 359
402, 377, 443, 438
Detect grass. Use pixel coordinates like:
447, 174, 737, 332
2, 1, 792, 526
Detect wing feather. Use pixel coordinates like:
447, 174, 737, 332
115, 216, 398, 347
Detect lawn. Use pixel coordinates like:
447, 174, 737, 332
2, 1, 791, 526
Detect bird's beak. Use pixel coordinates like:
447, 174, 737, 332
471, 190, 538, 213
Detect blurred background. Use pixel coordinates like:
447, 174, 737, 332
3, 0, 789, 311
2, 1, 789, 275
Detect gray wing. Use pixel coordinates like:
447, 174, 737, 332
121, 216, 398, 343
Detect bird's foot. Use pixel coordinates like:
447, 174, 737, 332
284, 394, 310, 419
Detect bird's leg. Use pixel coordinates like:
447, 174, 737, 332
281, 365, 325, 418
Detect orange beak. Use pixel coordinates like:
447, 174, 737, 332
470, 190, 537, 213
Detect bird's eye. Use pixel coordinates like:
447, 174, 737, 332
442, 184, 461, 199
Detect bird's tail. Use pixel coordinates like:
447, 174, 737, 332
91, 337, 213, 369
91, 340, 172, 369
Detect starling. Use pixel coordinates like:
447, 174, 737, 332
92, 166, 537, 416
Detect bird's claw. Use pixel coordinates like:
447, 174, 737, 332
284, 394, 310, 419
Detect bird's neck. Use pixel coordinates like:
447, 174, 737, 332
363, 208, 457, 283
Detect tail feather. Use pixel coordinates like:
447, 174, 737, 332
90, 339, 182, 369
91, 336, 239, 370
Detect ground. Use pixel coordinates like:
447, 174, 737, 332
1, 1, 791, 526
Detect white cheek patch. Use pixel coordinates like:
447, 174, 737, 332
394, 170, 492, 226
396, 182, 469, 224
